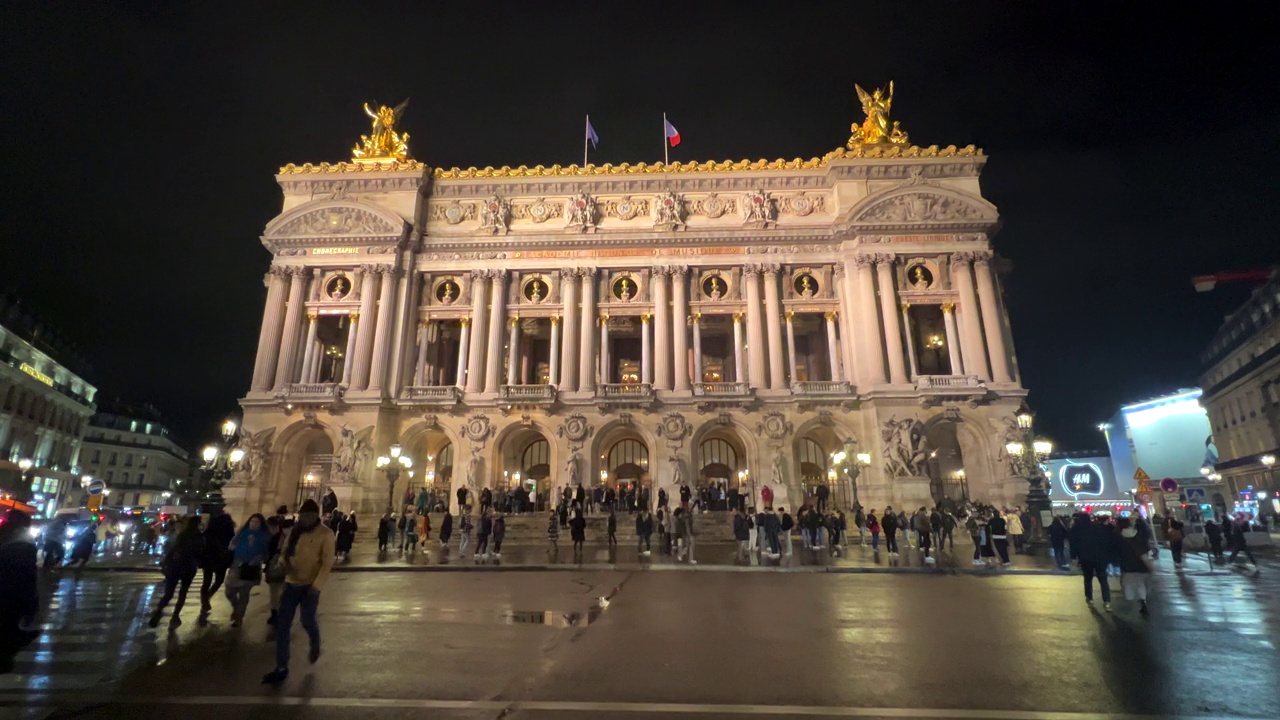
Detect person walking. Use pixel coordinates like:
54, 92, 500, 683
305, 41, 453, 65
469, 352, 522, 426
547, 510, 560, 554
1115, 516, 1153, 615
854, 507, 867, 546
1, 509, 40, 674
1226, 516, 1260, 571
678, 507, 697, 564
336, 513, 357, 560
1166, 516, 1185, 568
914, 508, 933, 561
1204, 519, 1224, 563
733, 508, 750, 559
149, 516, 202, 629
763, 507, 781, 558
438, 509, 453, 549
897, 509, 911, 548
882, 506, 899, 556
867, 510, 881, 551
225, 514, 270, 628
262, 499, 335, 685
377, 512, 392, 552
606, 509, 618, 546
491, 512, 506, 559
635, 508, 653, 555
1070, 513, 1114, 611
476, 509, 493, 559
779, 507, 794, 556
941, 509, 956, 551
1048, 515, 1069, 570
929, 507, 943, 551
417, 512, 431, 551
198, 510, 236, 626
815, 483, 829, 514
988, 511, 1011, 566
458, 510, 473, 556
569, 509, 586, 556
1007, 510, 1025, 555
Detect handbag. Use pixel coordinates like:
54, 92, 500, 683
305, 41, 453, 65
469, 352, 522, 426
264, 557, 286, 582
238, 563, 263, 583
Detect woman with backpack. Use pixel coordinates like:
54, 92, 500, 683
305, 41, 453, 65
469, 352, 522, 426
225, 514, 270, 627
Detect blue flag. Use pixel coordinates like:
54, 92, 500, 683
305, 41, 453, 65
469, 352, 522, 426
586, 117, 600, 148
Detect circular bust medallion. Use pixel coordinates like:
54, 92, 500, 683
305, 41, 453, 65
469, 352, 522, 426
615, 198, 637, 220
790, 195, 814, 216
529, 201, 550, 223
703, 194, 726, 218
444, 203, 465, 225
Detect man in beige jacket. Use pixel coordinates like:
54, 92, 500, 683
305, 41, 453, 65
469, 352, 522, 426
263, 498, 335, 685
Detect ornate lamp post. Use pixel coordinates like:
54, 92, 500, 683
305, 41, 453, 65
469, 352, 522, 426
201, 418, 245, 501
376, 443, 412, 514
831, 441, 871, 510
1005, 401, 1053, 541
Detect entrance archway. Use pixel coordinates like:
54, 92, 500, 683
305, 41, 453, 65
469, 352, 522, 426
698, 436, 743, 510
274, 426, 334, 512
495, 424, 557, 512
401, 425, 457, 512
925, 419, 967, 505
793, 424, 846, 508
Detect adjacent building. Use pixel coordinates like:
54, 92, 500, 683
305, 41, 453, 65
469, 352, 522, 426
1199, 270, 1280, 517
0, 294, 97, 516
77, 402, 195, 510
226, 89, 1034, 519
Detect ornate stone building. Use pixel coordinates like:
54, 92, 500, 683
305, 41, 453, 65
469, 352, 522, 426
227, 90, 1030, 518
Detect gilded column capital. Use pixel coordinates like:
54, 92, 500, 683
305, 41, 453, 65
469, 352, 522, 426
900, 302, 911, 312
598, 313, 610, 324
690, 312, 701, 324
459, 316, 470, 327
507, 316, 519, 328
733, 312, 744, 321
785, 310, 795, 321
641, 313, 651, 323
824, 310, 839, 321
550, 315, 560, 325
349, 311, 360, 320
941, 302, 955, 313
306, 310, 319, 320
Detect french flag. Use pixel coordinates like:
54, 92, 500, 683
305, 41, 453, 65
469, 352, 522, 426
664, 117, 681, 147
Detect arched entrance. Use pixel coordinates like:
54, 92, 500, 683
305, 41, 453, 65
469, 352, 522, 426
925, 419, 967, 505
495, 425, 556, 512
698, 436, 743, 510
793, 423, 847, 508
273, 426, 334, 512
401, 427, 456, 513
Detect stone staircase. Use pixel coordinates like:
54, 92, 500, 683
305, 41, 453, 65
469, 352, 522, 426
424, 509, 737, 545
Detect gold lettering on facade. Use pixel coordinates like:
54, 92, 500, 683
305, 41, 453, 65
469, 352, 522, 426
309, 247, 362, 255
20, 363, 54, 387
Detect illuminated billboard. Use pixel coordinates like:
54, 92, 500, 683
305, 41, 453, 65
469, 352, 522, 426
1119, 390, 1215, 483
1045, 456, 1121, 501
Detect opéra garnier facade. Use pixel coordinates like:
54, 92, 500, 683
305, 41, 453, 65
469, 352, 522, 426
228, 88, 1029, 519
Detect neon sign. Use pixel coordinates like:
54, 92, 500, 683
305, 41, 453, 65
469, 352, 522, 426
1058, 462, 1105, 499
20, 363, 54, 387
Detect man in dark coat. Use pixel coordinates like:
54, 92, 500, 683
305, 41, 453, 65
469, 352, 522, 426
198, 510, 237, 625
1069, 514, 1114, 609
0, 510, 39, 673
321, 488, 338, 516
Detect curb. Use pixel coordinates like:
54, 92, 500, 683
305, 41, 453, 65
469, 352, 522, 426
66, 562, 1066, 576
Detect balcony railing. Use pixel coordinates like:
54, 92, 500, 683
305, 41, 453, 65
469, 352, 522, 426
791, 380, 852, 396
281, 383, 342, 401
694, 382, 752, 397
499, 385, 557, 403
600, 383, 654, 401
402, 386, 462, 403
915, 375, 983, 390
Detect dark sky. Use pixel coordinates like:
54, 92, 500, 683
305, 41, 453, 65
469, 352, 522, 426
2, 2, 1277, 452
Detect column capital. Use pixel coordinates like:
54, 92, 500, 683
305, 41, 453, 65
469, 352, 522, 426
550, 315, 560, 325
375, 263, 396, 275
459, 316, 470, 327
785, 310, 795, 321
599, 313, 610, 323
690, 312, 701, 324
668, 264, 688, 276
761, 262, 782, 275
268, 265, 292, 279
471, 269, 487, 280
941, 302, 955, 313
560, 267, 578, 279
873, 253, 897, 266
742, 264, 762, 278
349, 311, 360, 320
952, 250, 991, 266
852, 254, 877, 269
508, 316, 519, 328
733, 311, 744, 321
307, 310, 319, 320
825, 310, 838, 321
577, 266, 597, 278
641, 313, 651, 323
832, 263, 846, 280
900, 302, 911, 312
487, 268, 509, 280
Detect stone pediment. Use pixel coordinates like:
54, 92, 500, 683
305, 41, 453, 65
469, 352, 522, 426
263, 199, 408, 240
847, 186, 998, 232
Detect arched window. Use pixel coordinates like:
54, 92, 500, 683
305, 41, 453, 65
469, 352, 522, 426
521, 439, 550, 479
434, 442, 454, 488
605, 439, 649, 480
698, 438, 739, 483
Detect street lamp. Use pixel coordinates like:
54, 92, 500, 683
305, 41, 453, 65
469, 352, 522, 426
831, 442, 870, 510
376, 443, 412, 513
1009, 401, 1053, 541
201, 416, 245, 488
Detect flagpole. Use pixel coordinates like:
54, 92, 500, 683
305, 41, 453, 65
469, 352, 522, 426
662, 112, 669, 166
584, 114, 590, 167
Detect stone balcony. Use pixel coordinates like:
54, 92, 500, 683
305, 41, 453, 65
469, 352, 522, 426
498, 384, 557, 405
598, 383, 654, 406
694, 382, 753, 398
401, 385, 462, 406
790, 380, 852, 396
279, 382, 342, 402
915, 375, 985, 391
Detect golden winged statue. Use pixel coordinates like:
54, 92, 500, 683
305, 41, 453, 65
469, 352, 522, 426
847, 82, 909, 147
352, 99, 411, 162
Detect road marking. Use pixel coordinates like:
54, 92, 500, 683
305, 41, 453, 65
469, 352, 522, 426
3, 695, 1268, 720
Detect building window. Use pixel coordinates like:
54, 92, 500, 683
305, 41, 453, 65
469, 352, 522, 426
136, 473, 145, 486
42, 477, 59, 494
124, 454, 133, 467
108, 452, 117, 466
121, 472, 130, 485
105, 471, 113, 482
130, 421, 138, 432
92, 450, 101, 463
139, 455, 148, 467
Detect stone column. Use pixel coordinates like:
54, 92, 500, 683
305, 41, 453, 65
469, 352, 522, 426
300, 313, 319, 384
743, 266, 767, 389
548, 316, 561, 387
875, 256, 908, 385
483, 271, 508, 393
691, 313, 703, 386
825, 311, 842, 382
854, 255, 887, 385
784, 311, 798, 385
559, 270, 578, 389
599, 314, 610, 384
273, 267, 309, 391
368, 265, 399, 393
671, 266, 690, 391
466, 270, 489, 393
350, 267, 380, 391
640, 314, 652, 385
900, 304, 917, 381
732, 313, 746, 384
251, 267, 290, 392
834, 262, 859, 384
506, 317, 520, 385
942, 303, 964, 374
577, 268, 597, 392
951, 254, 990, 380
341, 313, 359, 385
763, 265, 786, 390
973, 253, 1012, 383
652, 268, 672, 390
455, 318, 470, 388
415, 321, 431, 386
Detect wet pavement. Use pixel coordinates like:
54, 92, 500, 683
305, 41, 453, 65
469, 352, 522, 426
2, 557, 1278, 719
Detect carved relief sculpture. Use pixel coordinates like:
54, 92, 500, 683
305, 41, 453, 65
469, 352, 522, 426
478, 195, 511, 235
741, 189, 777, 227
880, 416, 930, 478
565, 192, 597, 232
652, 191, 686, 230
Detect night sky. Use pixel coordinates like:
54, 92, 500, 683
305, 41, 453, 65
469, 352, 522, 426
2, 3, 1276, 452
